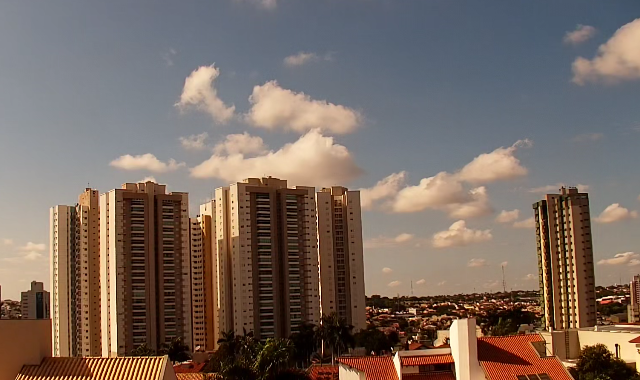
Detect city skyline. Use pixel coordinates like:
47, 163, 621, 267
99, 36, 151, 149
1, 1, 640, 299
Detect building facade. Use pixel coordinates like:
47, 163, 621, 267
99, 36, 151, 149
50, 188, 102, 357
100, 181, 192, 356
533, 186, 596, 330
628, 275, 640, 322
21, 281, 50, 320
316, 187, 366, 331
214, 177, 320, 341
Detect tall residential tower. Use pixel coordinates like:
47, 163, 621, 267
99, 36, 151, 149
20, 281, 50, 320
533, 187, 596, 330
99, 181, 191, 356
316, 187, 366, 331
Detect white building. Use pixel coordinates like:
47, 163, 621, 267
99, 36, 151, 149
20, 281, 50, 321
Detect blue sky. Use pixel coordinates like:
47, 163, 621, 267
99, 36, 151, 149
1, 0, 640, 299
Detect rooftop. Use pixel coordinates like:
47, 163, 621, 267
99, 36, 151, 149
308, 365, 339, 380
338, 356, 399, 380
15, 356, 170, 380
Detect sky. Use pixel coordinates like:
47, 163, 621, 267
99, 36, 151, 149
1, 0, 640, 300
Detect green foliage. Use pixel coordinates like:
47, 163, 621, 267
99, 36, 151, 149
478, 307, 536, 336
289, 323, 318, 368
597, 302, 626, 317
316, 313, 355, 362
131, 343, 155, 356
354, 327, 397, 355
159, 337, 192, 364
569, 344, 640, 380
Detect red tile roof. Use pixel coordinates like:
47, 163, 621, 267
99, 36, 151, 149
308, 365, 339, 380
629, 335, 640, 343
15, 357, 168, 380
408, 342, 427, 350
174, 362, 206, 373
478, 335, 573, 380
338, 356, 399, 380
401, 354, 454, 366
403, 373, 456, 380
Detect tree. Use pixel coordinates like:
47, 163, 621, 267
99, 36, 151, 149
289, 323, 318, 367
317, 313, 355, 363
131, 343, 155, 356
479, 307, 537, 336
569, 344, 640, 380
354, 327, 397, 355
159, 337, 191, 364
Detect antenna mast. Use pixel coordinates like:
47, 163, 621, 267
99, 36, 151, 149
502, 265, 507, 293
411, 280, 414, 296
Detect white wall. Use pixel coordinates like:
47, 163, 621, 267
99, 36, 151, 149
339, 363, 366, 380
450, 319, 484, 380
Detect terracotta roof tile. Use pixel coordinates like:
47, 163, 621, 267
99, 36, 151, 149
174, 362, 206, 373
177, 374, 215, 380
478, 335, 573, 380
308, 365, 339, 380
408, 342, 426, 350
403, 373, 456, 380
338, 356, 399, 380
15, 356, 168, 380
401, 354, 454, 366
628, 335, 640, 343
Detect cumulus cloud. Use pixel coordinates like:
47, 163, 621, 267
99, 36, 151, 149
382, 267, 393, 274
19, 242, 46, 252
598, 252, 640, 266
564, 25, 597, 45
416, 279, 426, 285
501, 261, 508, 267
391, 140, 530, 217
364, 233, 414, 249
180, 132, 209, 151
360, 172, 407, 210
528, 183, 590, 193
190, 130, 363, 187
572, 133, 604, 143
467, 258, 487, 267
246, 81, 362, 134
162, 48, 177, 66
4, 242, 48, 262
213, 132, 268, 156
175, 64, 235, 123
572, 18, 640, 84
496, 209, 520, 224
388, 281, 401, 288
437, 281, 446, 286
283, 52, 333, 67
2, 238, 12, 246
513, 217, 536, 229
524, 274, 537, 281
140, 176, 157, 183
110, 154, 185, 173
432, 220, 492, 249
457, 139, 532, 184
594, 203, 638, 223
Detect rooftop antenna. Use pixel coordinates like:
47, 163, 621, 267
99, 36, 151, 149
502, 265, 507, 293
411, 280, 414, 296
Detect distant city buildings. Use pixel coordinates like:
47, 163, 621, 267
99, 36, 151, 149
628, 275, 640, 323
317, 186, 366, 332
20, 281, 50, 320
533, 186, 596, 330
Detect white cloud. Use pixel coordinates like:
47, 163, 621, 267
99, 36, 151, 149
572, 133, 603, 143
437, 281, 446, 287
513, 217, 535, 229
110, 154, 185, 173
572, 18, 640, 84
246, 81, 362, 135
564, 25, 597, 45
392, 172, 470, 213
598, 252, 640, 266
382, 267, 393, 274
457, 139, 532, 184
432, 220, 492, 249
528, 183, 590, 193
388, 281, 401, 288
496, 209, 520, 224
3, 242, 48, 262
240, 0, 277, 9
190, 130, 363, 187
594, 203, 638, 224
443, 186, 493, 219
416, 279, 426, 285
19, 242, 46, 252
524, 274, 537, 281
180, 132, 209, 151
364, 233, 414, 249
360, 172, 407, 210
213, 132, 268, 156
162, 48, 177, 66
140, 176, 157, 183
501, 261, 508, 267
467, 258, 487, 267
175, 64, 235, 123
2, 238, 12, 246
284, 51, 334, 67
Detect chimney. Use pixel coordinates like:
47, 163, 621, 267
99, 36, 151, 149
450, 319, 483, 380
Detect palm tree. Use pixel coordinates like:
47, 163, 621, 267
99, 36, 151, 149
317, 313, 355, 364
159, 337, 191, 364
254, 338, 295, 380
289, 323, 318, 367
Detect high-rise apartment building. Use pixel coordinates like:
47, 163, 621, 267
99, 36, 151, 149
316, 187, 366, 332
189, 205, 217, 351
628, 275, 640, 322
533, 186, 596, 330
99, 182, 191, 357
50, 188, 102, 357
214, 177, 320, 341
21, 281, 50, 320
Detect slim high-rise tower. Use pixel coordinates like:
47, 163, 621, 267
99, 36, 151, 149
316, 187, 366, 331
533, 186, 596, 330
50, 188, 101, 357
99, 181, 191, 356
214, 177, 320, 341
20, 281, 50, 320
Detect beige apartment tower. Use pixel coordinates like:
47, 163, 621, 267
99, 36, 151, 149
99, 182, 192, 356
20, 281, 50, 320
50, 188, 101, 357
316, 187, 366, 332
533, 186, 596, 331
214, 177, 320, 341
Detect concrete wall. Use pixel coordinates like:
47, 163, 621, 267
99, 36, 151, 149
450, 319, 484, 380
339, 363, 366, 380
577, 330, 638, 367
0, 319, 52, 380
